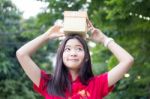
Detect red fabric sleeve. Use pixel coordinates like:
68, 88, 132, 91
33, 70, 50, 96
96, 72, 114, 97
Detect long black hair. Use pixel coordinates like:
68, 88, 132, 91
47, 34, 94, 97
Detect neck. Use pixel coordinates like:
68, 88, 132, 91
69, 69, 79, 81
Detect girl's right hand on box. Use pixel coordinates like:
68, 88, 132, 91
87, 19, 108, 44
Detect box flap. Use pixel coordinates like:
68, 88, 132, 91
64, 11, 87, 18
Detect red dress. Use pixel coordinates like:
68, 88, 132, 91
33, 70, 114, 99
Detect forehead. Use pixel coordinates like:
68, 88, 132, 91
65, 38, 83, 47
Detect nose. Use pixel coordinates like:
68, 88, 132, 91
70, 49, 77, 57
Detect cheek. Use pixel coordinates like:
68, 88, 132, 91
62, 52, 67, 63
79, 52, 85, 60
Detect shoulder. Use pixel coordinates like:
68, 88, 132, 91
90, 72, 108, 82
33, 70, 52, 96
40, 70, 52, 81
93, 72, 114, 97
95, 72, 108, 80
88, 72, 108, 87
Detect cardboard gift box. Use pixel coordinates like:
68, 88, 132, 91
63, 11, 88, 37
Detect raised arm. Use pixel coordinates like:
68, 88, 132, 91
87, 20, 134, 87
105, 37, 134, 87
16, 25, 64, 87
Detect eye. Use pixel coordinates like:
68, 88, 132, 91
64, 47, 71, 52
76, 47, 83, 52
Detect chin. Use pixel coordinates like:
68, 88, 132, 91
66, 64, 81, 70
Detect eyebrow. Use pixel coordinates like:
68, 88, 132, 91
65, 45, 83, 47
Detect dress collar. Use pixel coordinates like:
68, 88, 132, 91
68, 72, 80, 83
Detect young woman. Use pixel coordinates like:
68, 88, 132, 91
16, 20, 134, 99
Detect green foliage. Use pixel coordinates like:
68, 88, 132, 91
0, 0, 42, 98
107, 56, 118, 70
0, 0, 21, 33
0, 79, 37, 99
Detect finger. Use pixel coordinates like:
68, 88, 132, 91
58, 36, 65, 40
59, 27, 64, 33
87, 19, 94, 28
88, 27, 96, 34
54, 25, 63, 29
88, 27, 92, 31
59, 33, 65, 37
87, 20, 95, 33
91, 28, 97, 33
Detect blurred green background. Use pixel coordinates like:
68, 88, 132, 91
0, 0, 150, 99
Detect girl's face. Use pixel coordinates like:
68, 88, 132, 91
63, 38, 85, 71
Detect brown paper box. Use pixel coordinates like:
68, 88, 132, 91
64, 11, 88, 37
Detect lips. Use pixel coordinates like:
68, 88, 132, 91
67, 59, 79, 61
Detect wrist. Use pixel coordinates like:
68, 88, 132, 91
100, 36, 108, 44
42, 32, 50, 41
103, 37, 114, 47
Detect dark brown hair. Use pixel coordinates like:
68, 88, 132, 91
47, 34, 94, 97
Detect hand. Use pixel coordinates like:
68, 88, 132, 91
45, 24, 65, 39
87, 19, 108, 44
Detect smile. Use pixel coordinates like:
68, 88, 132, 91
67, 59, 79, 61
